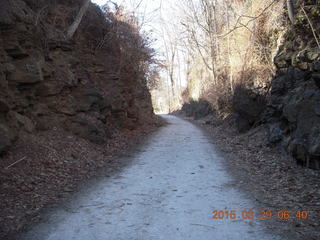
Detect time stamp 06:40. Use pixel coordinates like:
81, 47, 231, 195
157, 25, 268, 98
211, 210, 309, 220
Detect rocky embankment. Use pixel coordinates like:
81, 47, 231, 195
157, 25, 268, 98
266, 19, 320, 170
0, 0, 158, 238
0, 0, 155, 153
181, 3, 320, 170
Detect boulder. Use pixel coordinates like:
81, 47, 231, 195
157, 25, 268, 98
283, 101, 298, 123
232, 86, 266, 131
236, 115, 251, 133
8, 70, 42, 84
194, 100, 213, 120
280, 88, 320, 168
0, 123, 17, 154
181, 100, 214, 119
268, 125, 283, 144
35, 115, 60, 131
270, 76, 287, 95
10, 112, 35, 133
50, 95, 77, 116
32, 103, 50, 117
72, 87, 102, 112
36, 81, 64, 96
64, 117, 106, 144
287, 138, 308, 166
7, 59, 43, 84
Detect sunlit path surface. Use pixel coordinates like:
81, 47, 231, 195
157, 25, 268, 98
22, 115, 287, 240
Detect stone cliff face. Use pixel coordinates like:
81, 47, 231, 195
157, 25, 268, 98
266, 4, 320, 169
179, 1, 320, 170
0, 0, 155, 154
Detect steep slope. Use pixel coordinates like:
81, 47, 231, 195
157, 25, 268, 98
0, 0, 158, 238
0, 0, 155, 153
180, 0, 320, 170
264, 1, 320, 169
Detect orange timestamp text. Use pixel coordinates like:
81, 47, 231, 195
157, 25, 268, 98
210, 210, 308, 220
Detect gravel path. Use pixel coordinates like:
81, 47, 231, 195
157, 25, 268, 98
21, 115, 288, 240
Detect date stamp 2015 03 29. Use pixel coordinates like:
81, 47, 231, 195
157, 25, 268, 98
210, 210, 309, 220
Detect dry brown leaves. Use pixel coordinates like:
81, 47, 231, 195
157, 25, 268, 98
0, 119, 162, 240
193, 117, 320, 240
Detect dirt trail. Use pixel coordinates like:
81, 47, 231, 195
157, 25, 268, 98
21, 115, 291, 240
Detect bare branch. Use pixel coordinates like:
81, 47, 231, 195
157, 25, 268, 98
67, 0, 91, 39
287, 0, 295, 23
216, 0, 278, 39
301, 6, 320, 50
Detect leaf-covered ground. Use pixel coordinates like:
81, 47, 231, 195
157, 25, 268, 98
190, 116, 320, 240
0, 118, 165, 240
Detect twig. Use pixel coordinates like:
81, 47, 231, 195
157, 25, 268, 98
35, 5, 48, 26
190, 223, 216, 229
5, 157, 27, 169
216, 0, 278, 39
301, 6, 320, 50
239, 22, 253, 34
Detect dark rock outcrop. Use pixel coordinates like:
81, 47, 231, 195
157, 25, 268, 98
232, 85, 267, 133
0, 0, 155, 154
266, 66, 320, 169
179, 1, 320, 170
265, 3, 320, 169
64, 116, 108, 144
181, 99, 214, 120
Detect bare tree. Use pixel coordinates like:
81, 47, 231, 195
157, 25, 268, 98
179, 0, 221, 85
67, 0, 91, 39
161, 21, 177, 106
224, 0, 233, 93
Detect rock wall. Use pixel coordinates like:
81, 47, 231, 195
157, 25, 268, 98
231, 2, 320, 169
179, 1, 320, 170
266, 2, 320, 169
0, 0, 155, 154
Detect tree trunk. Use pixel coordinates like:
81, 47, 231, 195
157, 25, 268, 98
287, 0, 295, 24
67, 0, 91, 39
225, 0, 233, 93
